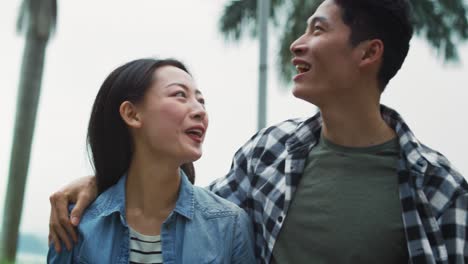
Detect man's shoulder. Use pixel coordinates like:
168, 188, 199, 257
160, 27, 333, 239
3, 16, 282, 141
421, 144, 466, 186
417, 144, 468, 213
260, 118, 306, 136
247, 117, 308, 146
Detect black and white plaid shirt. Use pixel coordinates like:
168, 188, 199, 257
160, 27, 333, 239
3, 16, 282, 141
209, 105, 468, 264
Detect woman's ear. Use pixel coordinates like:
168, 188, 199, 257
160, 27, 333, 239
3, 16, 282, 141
119, 101, 142, 128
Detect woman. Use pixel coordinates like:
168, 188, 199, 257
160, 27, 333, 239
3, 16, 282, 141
47, 58, 255, 263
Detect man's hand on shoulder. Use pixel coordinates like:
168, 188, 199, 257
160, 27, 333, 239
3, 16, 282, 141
48, 175, 97, 253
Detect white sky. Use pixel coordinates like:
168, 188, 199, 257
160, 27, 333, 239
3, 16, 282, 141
0, 1, 467, 238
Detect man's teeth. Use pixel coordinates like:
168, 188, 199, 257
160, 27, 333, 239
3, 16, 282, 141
296, 64, 310, 73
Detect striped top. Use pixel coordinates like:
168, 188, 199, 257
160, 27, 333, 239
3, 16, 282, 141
129, 228, 163, 264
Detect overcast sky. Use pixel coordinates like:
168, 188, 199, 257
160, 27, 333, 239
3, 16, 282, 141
0, 1, 467, 238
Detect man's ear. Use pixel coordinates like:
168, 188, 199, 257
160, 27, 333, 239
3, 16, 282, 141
359, 39, 384, 66
119, 101, 142, 128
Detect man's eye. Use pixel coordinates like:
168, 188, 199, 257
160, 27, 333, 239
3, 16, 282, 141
314, 25, 324, 32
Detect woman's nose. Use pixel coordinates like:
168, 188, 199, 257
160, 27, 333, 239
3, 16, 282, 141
190, 102, 206, 120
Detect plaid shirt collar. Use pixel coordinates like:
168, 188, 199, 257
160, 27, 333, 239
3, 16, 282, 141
288, 105, 460, 184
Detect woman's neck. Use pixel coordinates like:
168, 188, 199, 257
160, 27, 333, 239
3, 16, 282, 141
125, 149, 181, 235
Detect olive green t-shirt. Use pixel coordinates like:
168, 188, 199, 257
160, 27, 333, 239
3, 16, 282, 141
272, 135, 408, 264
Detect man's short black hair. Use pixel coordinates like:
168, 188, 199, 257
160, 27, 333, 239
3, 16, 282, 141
334, 0, 413, 91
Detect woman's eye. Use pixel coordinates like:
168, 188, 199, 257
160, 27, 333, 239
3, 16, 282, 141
175, 91, 186, 97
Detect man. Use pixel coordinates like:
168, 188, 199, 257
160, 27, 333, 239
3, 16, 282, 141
49, 0, 468, 263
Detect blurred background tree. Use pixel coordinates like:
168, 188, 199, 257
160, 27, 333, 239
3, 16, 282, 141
219, 0, 468, 83
0, 0, 57, 262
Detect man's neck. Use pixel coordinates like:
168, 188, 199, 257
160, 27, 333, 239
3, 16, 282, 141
320, 101, 396, 147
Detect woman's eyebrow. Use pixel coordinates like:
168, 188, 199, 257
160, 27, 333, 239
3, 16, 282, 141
165, 82, 189, 90
165, 82, 203, 95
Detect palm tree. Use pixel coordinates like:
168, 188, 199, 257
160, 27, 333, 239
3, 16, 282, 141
219, 0, 468, 83
0, 0, 57, 262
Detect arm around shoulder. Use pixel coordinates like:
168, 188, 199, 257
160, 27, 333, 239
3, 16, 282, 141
231, 209, 256, 264
208, 132, 261, 211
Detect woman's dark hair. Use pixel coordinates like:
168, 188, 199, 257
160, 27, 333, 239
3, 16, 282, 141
334, 0, 413, 91
87, 58, 195, 194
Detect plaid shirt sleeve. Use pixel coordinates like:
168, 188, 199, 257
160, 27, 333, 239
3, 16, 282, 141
438, 191, 468, 263
418, 145, 468, 263
207, 132, 259, 214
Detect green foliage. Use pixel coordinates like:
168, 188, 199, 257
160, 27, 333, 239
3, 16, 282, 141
219, 0, 468, 83
411, 0, 468, 60
219, 0, 286, 41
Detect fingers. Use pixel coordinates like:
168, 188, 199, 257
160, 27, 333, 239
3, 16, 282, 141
47, 175, 98, 253
49, 206, 71, 252
68, 175, 98, 226
48, 227, 61, 253
57, 192, 79, 242
69, 194, 89, 227
49, 192, 76, 251
50, 220, 72, 251
70, 177, 97, 226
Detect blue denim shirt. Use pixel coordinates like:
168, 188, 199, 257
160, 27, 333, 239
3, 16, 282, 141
48, 172, 255, 263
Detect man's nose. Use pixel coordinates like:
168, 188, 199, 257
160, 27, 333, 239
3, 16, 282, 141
290, 35, 307, 55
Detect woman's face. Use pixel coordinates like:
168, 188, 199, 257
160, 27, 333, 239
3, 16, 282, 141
134, 65, 208, 163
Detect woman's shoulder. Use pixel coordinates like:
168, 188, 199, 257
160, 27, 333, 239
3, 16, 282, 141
72, 186, 124, 228
192, 186, 245, 217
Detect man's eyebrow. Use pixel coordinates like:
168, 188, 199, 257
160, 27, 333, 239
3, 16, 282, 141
307, 16, 328, 27
165, 82, 202, 95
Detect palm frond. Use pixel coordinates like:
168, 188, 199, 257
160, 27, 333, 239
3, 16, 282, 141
219, 0, 286, 41
410, 0, 468, 61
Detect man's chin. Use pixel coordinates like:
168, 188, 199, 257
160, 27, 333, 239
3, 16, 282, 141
291, 85, 303, 98
292, 85, 311, 101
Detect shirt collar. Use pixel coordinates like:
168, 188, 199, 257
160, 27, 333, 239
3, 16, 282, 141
380, 105, 430, 175
286, 112, 322, 154
98, 175, 126, 219
287, 104, 434, 176
172, 170, 195, 220
96, 169, 195, 223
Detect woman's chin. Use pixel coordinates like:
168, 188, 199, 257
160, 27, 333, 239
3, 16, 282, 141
182, 150, 203, 163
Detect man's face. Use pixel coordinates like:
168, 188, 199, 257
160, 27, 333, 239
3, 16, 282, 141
290, 0, 363, 106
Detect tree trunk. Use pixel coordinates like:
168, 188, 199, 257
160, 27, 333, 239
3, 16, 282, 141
0, 30, 48, 263
257, 0, 270, 130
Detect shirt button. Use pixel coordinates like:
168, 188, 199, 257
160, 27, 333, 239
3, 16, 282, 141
278, 216, 283, 223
